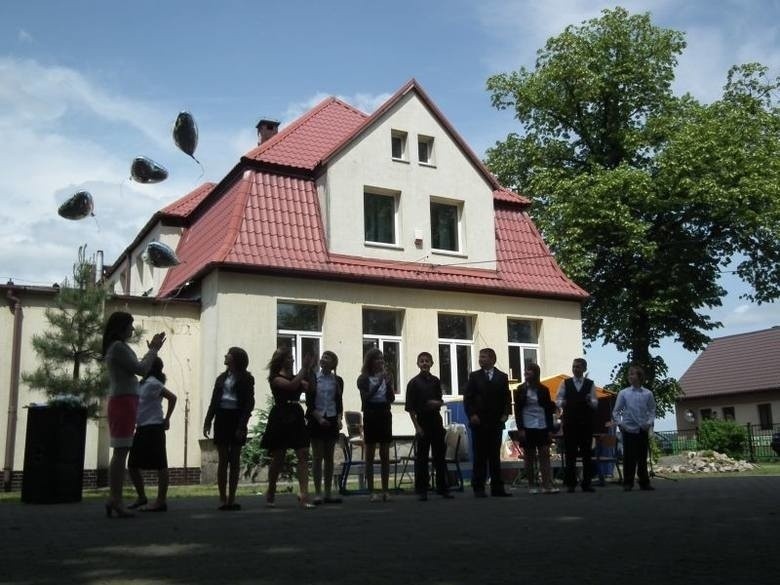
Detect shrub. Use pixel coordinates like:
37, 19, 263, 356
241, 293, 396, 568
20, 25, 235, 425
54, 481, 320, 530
241, 396, 299, 484
697, 419, 748, 459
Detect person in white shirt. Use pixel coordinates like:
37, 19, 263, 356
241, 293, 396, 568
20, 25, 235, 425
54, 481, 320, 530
305, 351, 344, 505
127, 357, 177, 511
612, 364, 656, 491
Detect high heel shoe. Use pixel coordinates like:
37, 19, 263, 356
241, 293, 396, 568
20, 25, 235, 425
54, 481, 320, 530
298, 496, 316, 509
105, 502, 134, 518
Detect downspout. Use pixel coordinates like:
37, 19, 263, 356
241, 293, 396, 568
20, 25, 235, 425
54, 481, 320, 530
3, 289, 23, 491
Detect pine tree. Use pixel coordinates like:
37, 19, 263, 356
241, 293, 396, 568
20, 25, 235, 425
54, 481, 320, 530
23, 245, 107, 417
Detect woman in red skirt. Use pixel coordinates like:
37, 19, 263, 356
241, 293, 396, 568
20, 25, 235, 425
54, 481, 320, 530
102, 311, 165, 518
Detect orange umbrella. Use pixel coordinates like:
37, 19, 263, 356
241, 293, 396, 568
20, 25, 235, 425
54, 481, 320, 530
540, 374, 614, 399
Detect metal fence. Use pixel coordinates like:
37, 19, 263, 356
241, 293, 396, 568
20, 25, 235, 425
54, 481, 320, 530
655, 423, 780, 462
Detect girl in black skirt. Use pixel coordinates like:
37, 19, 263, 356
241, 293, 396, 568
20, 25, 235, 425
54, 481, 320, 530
128, 357, 177, 512
305, 351, 344, 504
357, 348, 395, 502
203, 347, 255, 511
261, 346, 315, 509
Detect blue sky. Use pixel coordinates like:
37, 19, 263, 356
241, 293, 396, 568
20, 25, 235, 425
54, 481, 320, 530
2, 1, 778, 428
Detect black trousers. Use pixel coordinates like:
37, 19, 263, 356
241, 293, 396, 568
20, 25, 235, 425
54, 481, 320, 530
414, 419, 448, 494
563, 423, 593, 488
470, 424, 504, 493
622, 430, 650, 487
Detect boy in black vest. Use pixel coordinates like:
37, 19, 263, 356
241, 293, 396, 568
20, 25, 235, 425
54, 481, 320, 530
556, 358, 598, 492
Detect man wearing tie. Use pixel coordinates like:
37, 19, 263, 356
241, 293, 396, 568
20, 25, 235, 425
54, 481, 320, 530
556, 358, 598, 492
464, 348, 512, 498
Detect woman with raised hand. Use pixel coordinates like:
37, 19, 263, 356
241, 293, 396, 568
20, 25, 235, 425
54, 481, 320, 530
203, 347, 255, 511
357, 348, 395, 502
102, 311, 165, 518
262, 346, 315, 509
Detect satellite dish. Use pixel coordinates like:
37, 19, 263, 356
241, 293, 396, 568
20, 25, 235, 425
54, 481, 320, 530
684, 409, 696, 423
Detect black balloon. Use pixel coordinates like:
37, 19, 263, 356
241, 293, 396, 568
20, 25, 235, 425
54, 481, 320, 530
58, 191, 94, 220
142, 241, 180, 268
131, 156, 168, 183
173, 111, 199, 160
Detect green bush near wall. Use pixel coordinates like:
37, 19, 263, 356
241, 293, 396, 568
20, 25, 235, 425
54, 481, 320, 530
697, 419, 748, 459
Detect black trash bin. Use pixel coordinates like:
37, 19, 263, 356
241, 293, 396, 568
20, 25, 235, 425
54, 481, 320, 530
21, 405, 87, 504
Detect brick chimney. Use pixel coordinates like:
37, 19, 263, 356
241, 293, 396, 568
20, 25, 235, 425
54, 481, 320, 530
256, 119, 280, 145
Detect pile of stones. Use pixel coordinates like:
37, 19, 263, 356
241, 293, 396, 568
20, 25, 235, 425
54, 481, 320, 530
655, 450, 755, 474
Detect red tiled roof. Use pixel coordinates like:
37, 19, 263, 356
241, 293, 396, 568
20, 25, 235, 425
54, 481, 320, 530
678, 327, 780, 399
161, 182, 215, 218
155, 80, 585, 300
158, 170, 586, 299
243, 98, 368, 170
493, 188, 529, 205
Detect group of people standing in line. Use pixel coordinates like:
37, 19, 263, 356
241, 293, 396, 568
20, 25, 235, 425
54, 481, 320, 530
101, 310, 657, 517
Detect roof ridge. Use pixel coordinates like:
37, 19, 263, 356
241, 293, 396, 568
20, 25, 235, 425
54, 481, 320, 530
161, 181, 216, 215
214, 173, 255, 262
710, 326, 780, 342
246, 96, 341, 158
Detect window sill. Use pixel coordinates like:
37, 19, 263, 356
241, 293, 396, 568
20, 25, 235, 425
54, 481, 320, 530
418, 162, 437, 168
431, 249, 466, 258
391, 157, 410, 164
365, 241, 404, 251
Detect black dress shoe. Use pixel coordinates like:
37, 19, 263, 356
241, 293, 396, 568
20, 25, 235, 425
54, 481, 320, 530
491, 491, 513, 497
474, 491, 488, 498
581, 486, 596, 492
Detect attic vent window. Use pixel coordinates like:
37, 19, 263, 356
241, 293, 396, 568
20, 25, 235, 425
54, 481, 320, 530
418, 135, 434, 165
391, 130, 407, 161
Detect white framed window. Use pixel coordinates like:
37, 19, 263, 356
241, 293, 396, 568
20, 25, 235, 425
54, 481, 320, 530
364, 189, 398, 245
418, 135, 434, 165
391, 130, 408, 161
362, 308, 403, 395
276, 301, 323, 376
430, 199, 461, 252
507, 318, 539, 382
437, 313, 474, 396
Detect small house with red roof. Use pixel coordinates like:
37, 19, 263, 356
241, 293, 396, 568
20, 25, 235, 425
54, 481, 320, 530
676, 326, 780, 431
105, 79, 588, 460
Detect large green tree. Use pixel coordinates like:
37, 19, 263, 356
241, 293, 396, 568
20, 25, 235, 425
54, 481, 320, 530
486, 8, 780, 413
23, 246, 108, 417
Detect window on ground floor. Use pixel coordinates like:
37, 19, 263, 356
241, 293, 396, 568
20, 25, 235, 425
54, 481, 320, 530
507, 318, 539, 382
276, 301, 323, 381
362, 308, 403, 395
758, 403, 773, 430
437, 313, 474, 396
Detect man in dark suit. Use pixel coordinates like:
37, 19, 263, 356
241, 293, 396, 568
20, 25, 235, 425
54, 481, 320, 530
464, 348, 512, 497
556, 358, 598, 492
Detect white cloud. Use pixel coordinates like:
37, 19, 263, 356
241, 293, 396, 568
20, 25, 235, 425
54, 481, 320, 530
722, 302, 780, 329
0, 57, 170, 147
475, 0, 778, 104
281, 91, 392, 125
17, 29, 34, 44
0, 57, 201, 285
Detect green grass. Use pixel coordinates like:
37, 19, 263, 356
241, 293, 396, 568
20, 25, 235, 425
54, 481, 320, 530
2, 464, 778, 503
